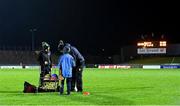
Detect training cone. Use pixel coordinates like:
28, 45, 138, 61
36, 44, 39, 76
83, 91, 90, 95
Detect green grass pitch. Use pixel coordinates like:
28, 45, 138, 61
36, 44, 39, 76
1, 68, 180, 105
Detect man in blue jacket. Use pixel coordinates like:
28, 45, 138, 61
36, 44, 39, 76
58, 46, 76, 95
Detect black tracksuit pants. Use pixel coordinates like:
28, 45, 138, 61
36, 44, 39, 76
60, 78, 72, 94
71, 67, 83, 92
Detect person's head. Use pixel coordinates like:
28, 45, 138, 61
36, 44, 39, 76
59, 40, 64, 45
63, 46, 71, 54
42, 42, 50, 52
58, 40, 64, 52
65, 43, 71, 47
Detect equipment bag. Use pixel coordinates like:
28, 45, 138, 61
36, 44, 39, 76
23, 81, 37, 93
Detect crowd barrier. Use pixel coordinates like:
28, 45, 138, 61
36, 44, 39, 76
160, 65, 180, 69
98, 64, 180, 69
0, 65, 40, 69
98, 65, 131, 69
0, 64, 180, 69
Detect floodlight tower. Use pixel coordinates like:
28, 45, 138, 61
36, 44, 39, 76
30, 28, 37, 51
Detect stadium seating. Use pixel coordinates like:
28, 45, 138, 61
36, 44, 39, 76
0, 50, 40, 65
0, 50, 59, 66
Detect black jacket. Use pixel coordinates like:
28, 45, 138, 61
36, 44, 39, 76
38, 50, 52, 68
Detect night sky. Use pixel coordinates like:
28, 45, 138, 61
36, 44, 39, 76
0, 0, 179, 55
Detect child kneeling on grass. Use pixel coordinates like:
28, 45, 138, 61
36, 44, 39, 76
58, 46, 76, 95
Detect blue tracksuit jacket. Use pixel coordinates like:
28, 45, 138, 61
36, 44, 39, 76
58, 54, 76, 78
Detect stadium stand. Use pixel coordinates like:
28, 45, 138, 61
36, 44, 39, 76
0, 50, 38, 65
0, 50, 59, 66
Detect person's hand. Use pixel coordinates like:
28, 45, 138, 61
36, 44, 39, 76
59, 75, 64, 80
78, 67, 83, 71
44, 61, 48, 65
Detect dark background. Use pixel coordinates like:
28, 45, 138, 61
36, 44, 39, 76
0, 0, 179, 55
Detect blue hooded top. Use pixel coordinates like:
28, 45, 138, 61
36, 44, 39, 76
58, 52, 76, 78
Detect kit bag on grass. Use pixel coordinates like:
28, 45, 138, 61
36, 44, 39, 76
23, 81, 37, 93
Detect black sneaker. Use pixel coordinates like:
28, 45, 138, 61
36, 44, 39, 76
60, 92, 63, 95
71, 89, 75, 92
67, 92, 70, 95
77, 90, 83, 92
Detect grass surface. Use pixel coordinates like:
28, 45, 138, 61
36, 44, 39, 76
1, 68, 180, 105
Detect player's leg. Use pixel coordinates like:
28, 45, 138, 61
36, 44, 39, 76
71, 67, 76, 91
60, 79, 65, 94
39, 67, 45, 87
66, 78, 72, 95
76, 67, 83, 92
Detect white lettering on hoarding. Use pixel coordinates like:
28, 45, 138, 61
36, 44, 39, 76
137, 48, 166, 54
